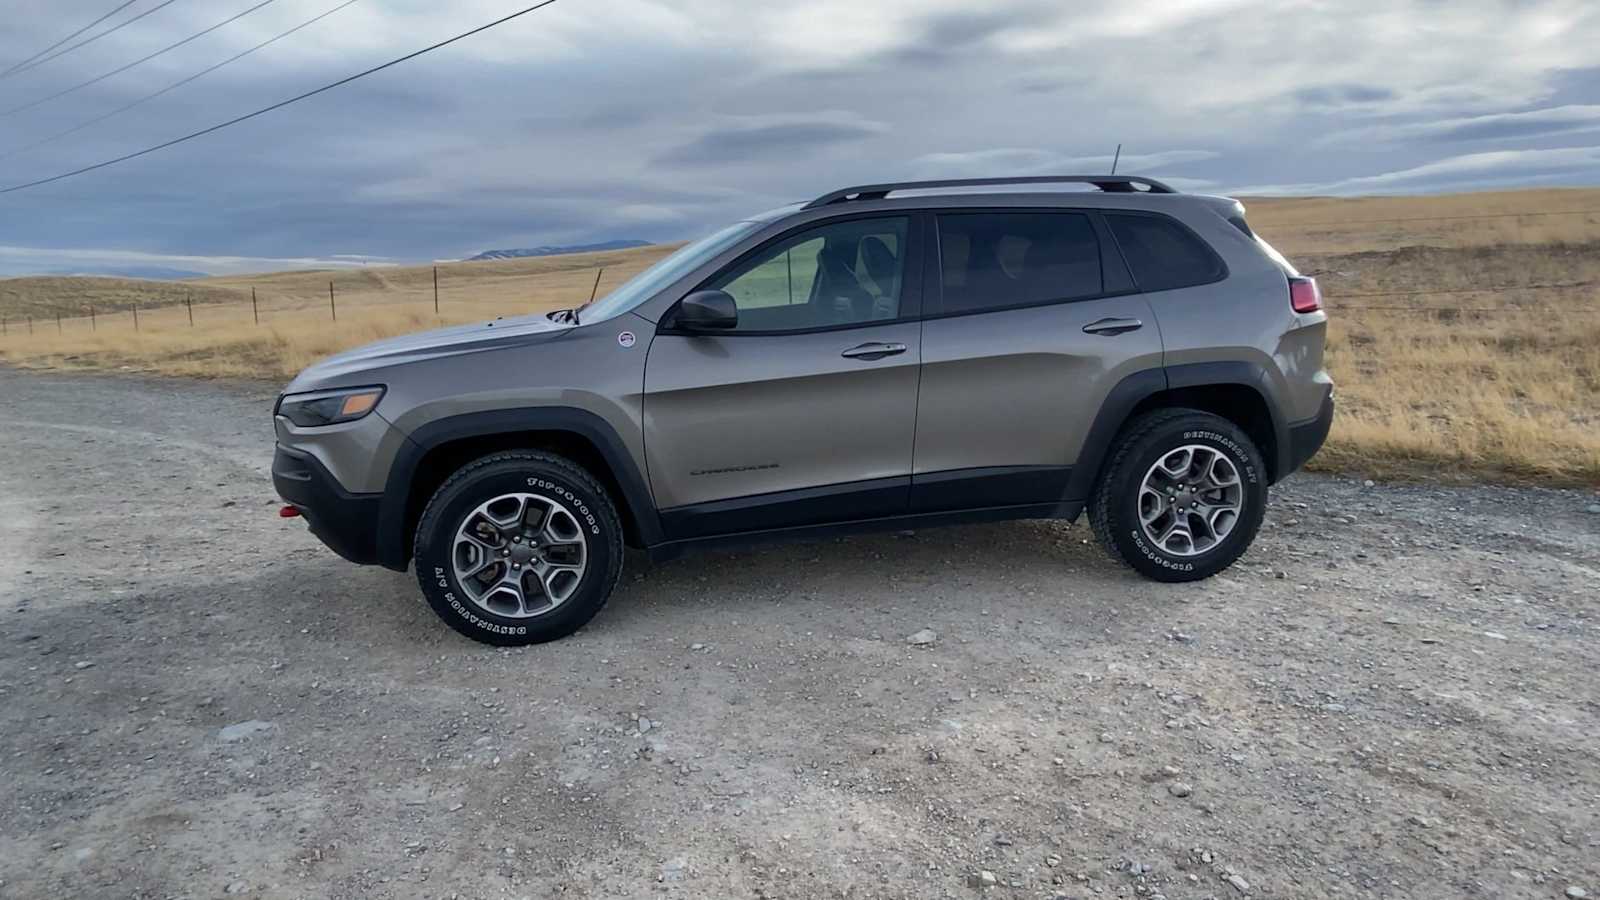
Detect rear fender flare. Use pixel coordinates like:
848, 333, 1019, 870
1065, 362, 1290, 501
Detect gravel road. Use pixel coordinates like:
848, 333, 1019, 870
1, 368, 1597, 900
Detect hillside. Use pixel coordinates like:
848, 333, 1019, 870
0, 243, 676, 322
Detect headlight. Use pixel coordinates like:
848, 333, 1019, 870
276, 386, 385, 427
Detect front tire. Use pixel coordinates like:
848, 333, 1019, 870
1089, 409, 1266, 582
413, 451, 623, 645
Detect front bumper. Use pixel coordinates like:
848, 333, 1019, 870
272, 444, 383, 565
1284, 389, 1334, 477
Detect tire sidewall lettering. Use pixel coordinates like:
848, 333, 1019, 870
525, 477, 601, 535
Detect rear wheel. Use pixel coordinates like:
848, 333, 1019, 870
413, 451, 622, 645
1089, 409, 1266, 581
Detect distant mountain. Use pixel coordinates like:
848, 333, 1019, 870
465, 240, 652, 262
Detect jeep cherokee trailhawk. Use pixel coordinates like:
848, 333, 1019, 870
272, 175, 1334, 645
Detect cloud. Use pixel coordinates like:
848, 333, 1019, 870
1327, 105, 1600, 145
909, 149, 1220, 179
653, 114, 888, 166
1231, 146, 1600, 195
1, 0, 1599, 271
0, 244, 393, 278
1292, 84, 1398, 107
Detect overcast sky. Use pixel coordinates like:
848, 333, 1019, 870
1, 0, 1597, 275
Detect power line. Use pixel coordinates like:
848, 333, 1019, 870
1, 0, 141, 78
0, 0, 363, 162
0, 0, 560, 196
1, 0, 183, 82
2, 0, 277, 119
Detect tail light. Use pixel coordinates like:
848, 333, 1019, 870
1289, 276, 1322, 314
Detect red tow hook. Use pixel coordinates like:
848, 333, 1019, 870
278, 505, 302, 518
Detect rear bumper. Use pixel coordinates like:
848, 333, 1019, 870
272, 444, 383, 565
1284, 389, 1334, 478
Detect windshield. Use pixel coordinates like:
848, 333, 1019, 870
581, 220, 762, 323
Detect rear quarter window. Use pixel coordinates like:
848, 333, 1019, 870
1106, 213, 1225, 293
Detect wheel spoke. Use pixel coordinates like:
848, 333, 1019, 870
450, 491, 591, 620
1138, 444, 1246, 559
1158, 448, 1194, 479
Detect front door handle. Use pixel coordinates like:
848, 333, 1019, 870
840, 341, 907, 361
1082, 317, 1143, 336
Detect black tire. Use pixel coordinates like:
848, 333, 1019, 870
1088, 408, 1267, 582
413, 450, 623, 645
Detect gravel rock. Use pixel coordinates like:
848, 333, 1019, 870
906, 628, 938, 646
218, 720, 276, 743
224, 881, 249, 894
72, 660, 94, 670
1226, 873, 1251, 893
967, 870, 998, 888
1566, 888, 1588, 899
1585, 504, 1600, 515
1168, 782, 1194, 798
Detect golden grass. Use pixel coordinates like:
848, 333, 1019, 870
2, 190, 1598, 486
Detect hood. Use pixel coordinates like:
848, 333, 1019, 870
283, 312, 573, 392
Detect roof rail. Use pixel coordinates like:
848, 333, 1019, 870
802, 175, 1177, 210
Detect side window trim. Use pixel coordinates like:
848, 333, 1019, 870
925, 207, 1139, 320
660, 211, 925, 337
1102, 209, 1230, 294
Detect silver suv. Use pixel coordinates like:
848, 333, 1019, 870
272, 175, 1334, 645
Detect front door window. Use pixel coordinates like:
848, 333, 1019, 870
708, 217, 910, 332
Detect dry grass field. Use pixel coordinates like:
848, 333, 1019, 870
2, 188, 1598, 485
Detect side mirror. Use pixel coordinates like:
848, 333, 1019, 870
672, 290, 738, 331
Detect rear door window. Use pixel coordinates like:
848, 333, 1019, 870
935, 212, 1103, 314
1105, 213, 1225, 292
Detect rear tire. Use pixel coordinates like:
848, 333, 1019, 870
413, 451, 623, 645
1089, 409, 1266, 582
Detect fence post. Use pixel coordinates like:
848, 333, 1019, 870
589, 267, 604, 303
2, 316, 6, 336
133, 302, 139, 331
186, 292, 194, 326
252, 287, 259, 325
433, 266, 439, 314
56, 312, 61, 333
89, 303, 95, 331
27, 316, 32, 334
329, 280, 336, 321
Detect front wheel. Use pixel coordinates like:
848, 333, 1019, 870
1088, 409, 1267, 581
413, 451, 623, 645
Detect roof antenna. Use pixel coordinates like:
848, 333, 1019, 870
1110, 143, 1122, 175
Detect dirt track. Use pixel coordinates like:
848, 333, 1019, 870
1, 368, 1597, 900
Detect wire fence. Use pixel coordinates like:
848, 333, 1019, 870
0, 261, 622, 339
2, 204, 1598, 340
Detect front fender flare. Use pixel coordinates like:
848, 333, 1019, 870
374, 407, 660, 570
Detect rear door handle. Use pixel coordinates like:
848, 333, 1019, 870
1082, 317, 1143, 336
840, 341, 907, 361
